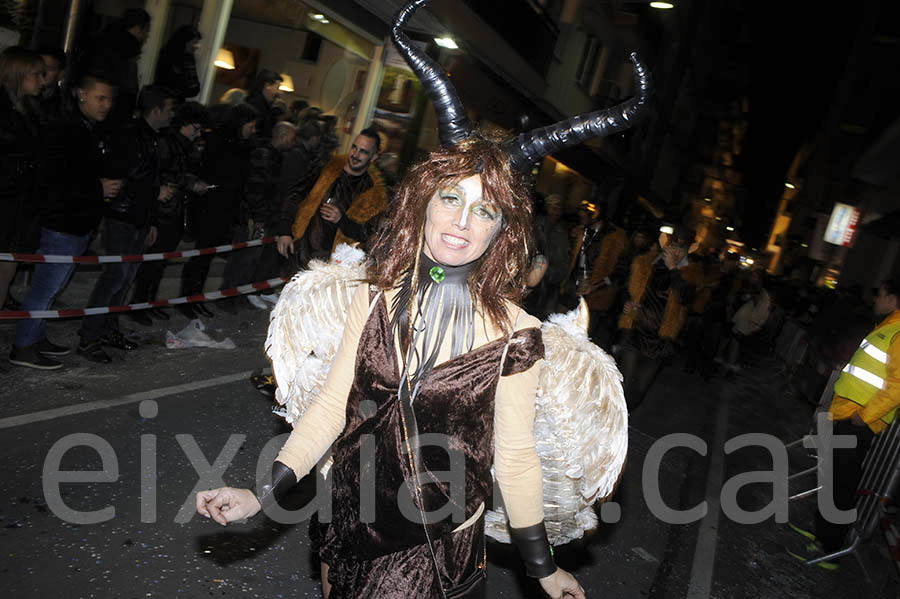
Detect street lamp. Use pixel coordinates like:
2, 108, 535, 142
785, 182, 796, 189
650, 2, 675, 8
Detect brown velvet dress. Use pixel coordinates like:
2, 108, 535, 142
315, 290, 544, 598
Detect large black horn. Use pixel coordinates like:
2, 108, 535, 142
391, 0, 474, 148
506, 53, 653, 172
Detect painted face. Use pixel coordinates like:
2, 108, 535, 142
423, 174, 502, 267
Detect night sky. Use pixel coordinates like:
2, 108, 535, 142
742, 4, 867, 246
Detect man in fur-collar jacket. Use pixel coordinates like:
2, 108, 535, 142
276, 127, 386, 269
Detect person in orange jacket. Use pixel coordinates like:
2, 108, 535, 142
567, 206, 628, 346
615, 225, 701, 410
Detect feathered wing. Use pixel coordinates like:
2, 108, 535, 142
485, 303, 629, 545
265, 244, 368, 425
267, 252, 628, 545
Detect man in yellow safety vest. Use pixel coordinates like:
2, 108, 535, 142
788, 279, 900, 568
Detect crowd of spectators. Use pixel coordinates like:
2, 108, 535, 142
1, 8, 875, 393
0, 9, 368, 370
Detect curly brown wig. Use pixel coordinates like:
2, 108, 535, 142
368, 136, 534, 331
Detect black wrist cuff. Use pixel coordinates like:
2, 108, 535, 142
254, 461, 297, 511
509, 521, 557, 578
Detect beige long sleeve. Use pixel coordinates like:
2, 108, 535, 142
493, 312, 546, 529
275, 282, 372, 478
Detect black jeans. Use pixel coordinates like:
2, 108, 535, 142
221, 223, 263, 290
181, 198, 232, 296
814, 419, 875, 552
132, 217, 183, 303
252, 226, 288, 282
79, 218, 148, 343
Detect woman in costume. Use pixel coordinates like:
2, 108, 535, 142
196, 2, 650, 597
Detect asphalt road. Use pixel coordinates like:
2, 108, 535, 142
1, 304, 898, 598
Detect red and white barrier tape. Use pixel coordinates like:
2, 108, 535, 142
0, 277, 289, 320
0, 236, 277, 264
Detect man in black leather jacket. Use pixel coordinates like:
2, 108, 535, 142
77, 85, 176, 363
130, 101, 210, 324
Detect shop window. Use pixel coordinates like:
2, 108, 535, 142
302, 32, 323, 63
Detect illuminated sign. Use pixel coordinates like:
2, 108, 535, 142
823, 203, 861, 247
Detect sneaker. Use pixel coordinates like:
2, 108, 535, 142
786, 522, 817, 542
77, 340, 112, 363
260, 292, 279, 305
4, 294, 22, 311
250, 371, 276, 398
247, 295, 269, 310
35, 338, 71, 356
128, 311, 154, 327
783, 537, 838, 571
100, 331, 139, 351
9, 345, 63, 370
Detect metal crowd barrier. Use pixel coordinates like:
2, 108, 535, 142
786, 369, 839, 501
784, 365, 900, 576
808, 416, 900, 577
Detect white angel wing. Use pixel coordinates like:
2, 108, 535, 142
486, 300, 628, 545
265, 244, 367, 426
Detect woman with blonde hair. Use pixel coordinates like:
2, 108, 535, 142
0, 46, 45, 310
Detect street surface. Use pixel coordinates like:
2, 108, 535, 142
1, 266, 898, 598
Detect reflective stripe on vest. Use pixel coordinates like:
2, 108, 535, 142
861, 340, 888, 364
833, 318, 900, 425
842, 363, 885, 390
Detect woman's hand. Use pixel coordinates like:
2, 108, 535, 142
195, 487, 261, 526
539, 568, 586, 599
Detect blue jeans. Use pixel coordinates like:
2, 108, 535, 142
78, 218, 148, 343
14, 228, 91, 348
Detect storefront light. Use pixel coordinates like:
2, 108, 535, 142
434, 37, 459, 49
726, 226, 735, 232
279, 74, 295, 92
650, 2, 675, 8
660, 225, 675, 235
214, 48, 235, 70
